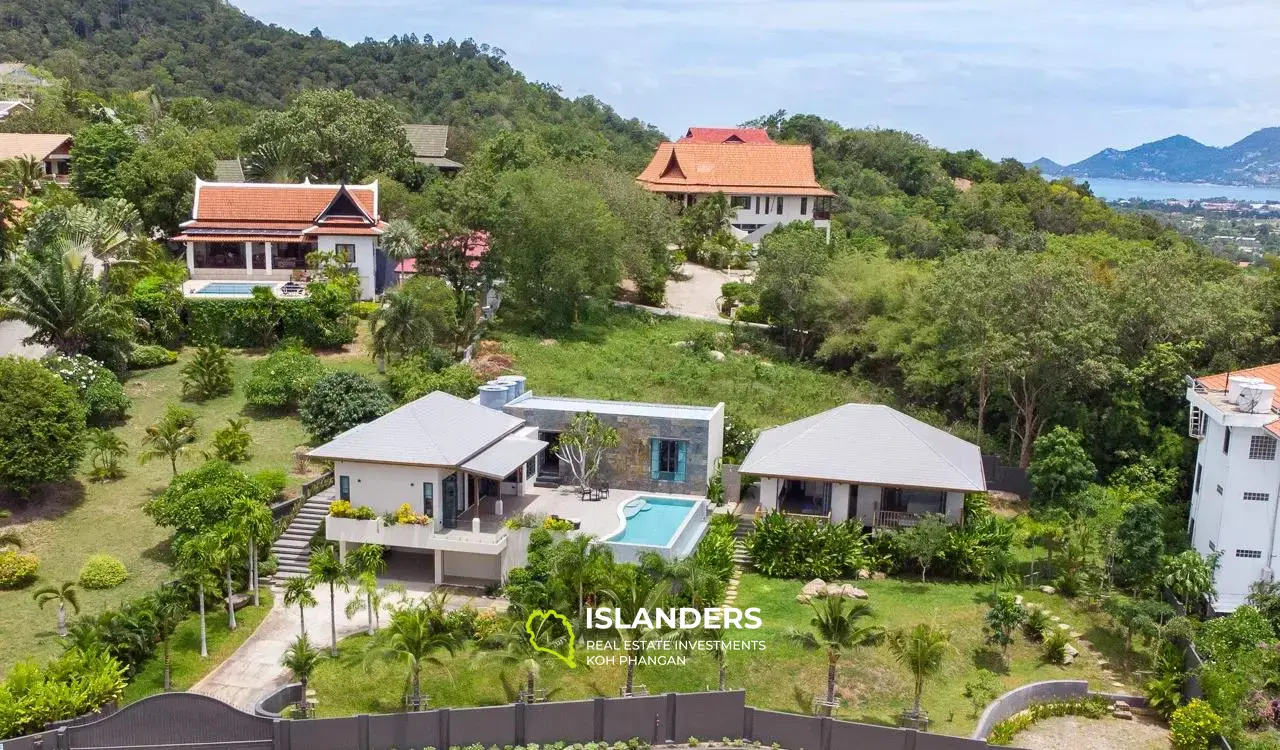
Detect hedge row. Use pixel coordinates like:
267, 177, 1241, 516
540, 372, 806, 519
185, 288, 355, 350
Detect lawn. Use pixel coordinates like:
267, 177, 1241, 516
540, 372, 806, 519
0, 342, 377, 679
307, 574, 1134, 736
122, 589, 274, 702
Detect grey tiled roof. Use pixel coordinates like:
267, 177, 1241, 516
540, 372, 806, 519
403, 124, 449, 158
461, 436, 547, 479
740, 404, 986, 491
308, 391, 523, 467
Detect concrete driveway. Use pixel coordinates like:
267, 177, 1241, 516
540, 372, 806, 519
663, 263, 752, 319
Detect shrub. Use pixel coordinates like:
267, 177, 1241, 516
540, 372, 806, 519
1041, 628, 1070, 665
43, 353, 129, 426
78, 554, 129, 589
1171, 699, 1224, 750
735, 304, 765, 323
328, 500, 377, 520
349, 301, 380, 319
0, 648, 127, 740
0, 357, 87, 494
127, 344, 178, 369
299, 371, 394, 442
986, 697, 1110, 745
186, 284, 356, 350
386, 359, 480, 403
244, 344, 325, 411
0, 550, 39, 589
1023, 606, 1051, 641
744, 512, 867, 580
251, 469, 289, 500
180, 345, 234, 401
129, 274, 183, 347
395, 503, 431, 525
543, 516, 575, 531
210, 418, 253, 463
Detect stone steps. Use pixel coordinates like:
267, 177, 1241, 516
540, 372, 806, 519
268, 495, 331, 583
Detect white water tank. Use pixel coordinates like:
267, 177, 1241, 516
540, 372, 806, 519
504, 375, 527, 397
1228, 375, 1263, 403
1238, 382, 1277, 414
477, 384, 508, 410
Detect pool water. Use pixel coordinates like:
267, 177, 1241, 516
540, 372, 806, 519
194, 282, 274, 296
609, 497, 697, 546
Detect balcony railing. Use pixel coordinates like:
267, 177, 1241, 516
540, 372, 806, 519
874, 510, 924, 529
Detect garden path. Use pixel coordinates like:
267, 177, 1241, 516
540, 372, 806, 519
1011, 714, 1168, 749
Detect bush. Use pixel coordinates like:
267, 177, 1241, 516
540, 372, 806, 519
43, 353, 129, 426
1023, 606, 1051, 641
735, 304, 765, 323
299, 371, 394, 442
127, 344, 178, 369
210, 418, 253, 463
78, 554, 129, 589
181, 345, 234, 401
243, 344, 325, 411
386, 359, 480, 403
0, 357, 87, 494
129, 274, 183, 347
395, 502, 431, 525
1171, 699, 1224, 750
986, 697, 1110, 745
349, 301, 380, 319
186, 282, 356, 349
0, 648, 127, 740
744, 512, 867, 580
251, 469, 289, 501
328, 500, 377, 520
0, 549, 39, 589
1041, 628, 1070, 665
543, 516, 575, 531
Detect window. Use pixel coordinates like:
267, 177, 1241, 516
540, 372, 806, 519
776, 197, 784, 215
649, 438, 688, 482
1216, 484, 1224, 495
335, 243, 356, 264
1250, 435, 1277, 460
800, 197, 808, 215
1194, 463, 1203, 493
339, 475, 350, 501
1237, 549, 1263, 559
1245, 492, 1271, 502
423, 481, 433, 517
764, 197, 772, 214
730, 196, 751, 209
754, 197, 760, 214
1224, 426, 1232, 454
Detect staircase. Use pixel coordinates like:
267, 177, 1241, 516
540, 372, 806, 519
270, 494, 331, 582
732, 513, 753, 567
533, 469, 561, 488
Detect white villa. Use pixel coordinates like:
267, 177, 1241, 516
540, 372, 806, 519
1187, 365, 1280, 612
636, 127, 834, 244
740, 404, 986, 527
172, 179, 390, 299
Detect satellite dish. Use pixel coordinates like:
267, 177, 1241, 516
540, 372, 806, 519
1240, 390, 1263, 413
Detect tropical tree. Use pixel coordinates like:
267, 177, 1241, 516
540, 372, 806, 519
601, 572, 669, 697
344, 543, 394, 635
208, 417, 253, 464
1027, 426, 1097, 506
244, 141, 307, 183
308, 545, 349, 656
887, 623, 951, 721
364, 598, 459, 710
0, 247, 131, 359
211, 522, 245, 630
138, 413, 197, 477
379, 219, 422, 261
786, 596, 883, 715
483, 614, 568, 704
180, 345, 234, 401
281, 634, 325, 717
0, 357, 88, 495
283, 576, 318, 635
176, 533, 220, 657
1163, 550, 1218, 611
554, 412, 619, 495
368, 276, 456, 367
229, 494, 273, 607
548, 534, 615, 616
983, 594, 1026, 664
151, 585, 190, 691
896, 514, 950, 583
346, 571, 405, 636
87, 429, 128, 481
33, 581, 79, 637
2, 156, 44, 198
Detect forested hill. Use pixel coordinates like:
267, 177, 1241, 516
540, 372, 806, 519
0, 0, 664, 169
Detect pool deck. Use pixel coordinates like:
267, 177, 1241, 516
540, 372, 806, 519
461, 485, 705, 541
181, 280, 307, 299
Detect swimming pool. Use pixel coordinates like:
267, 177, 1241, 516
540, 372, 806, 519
192, 282, 275, 296
610, 497, 698, 546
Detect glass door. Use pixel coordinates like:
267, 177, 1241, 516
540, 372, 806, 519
442, 473, 458, 529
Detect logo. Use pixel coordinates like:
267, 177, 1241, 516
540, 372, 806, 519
525, 609, 577, 668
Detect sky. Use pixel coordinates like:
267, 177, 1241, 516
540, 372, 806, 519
233, 0, 1280, 164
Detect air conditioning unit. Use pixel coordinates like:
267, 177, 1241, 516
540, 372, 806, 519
1189, 406, 1206, 438
1263, 568, 1275, 583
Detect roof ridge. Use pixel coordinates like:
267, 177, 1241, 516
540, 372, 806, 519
884, 408, 982, 487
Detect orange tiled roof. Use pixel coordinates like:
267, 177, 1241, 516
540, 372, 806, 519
636, 142, 834, 196
0, 133, 72, 160
1197, 363, 1280, 392
192, 180, 378, 223
679, 127, 775, 144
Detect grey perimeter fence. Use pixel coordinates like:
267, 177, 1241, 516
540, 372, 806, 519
4, 690, 997, 750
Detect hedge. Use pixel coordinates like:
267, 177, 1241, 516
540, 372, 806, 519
186, 290, 355, 350
987, 696, 1111, 745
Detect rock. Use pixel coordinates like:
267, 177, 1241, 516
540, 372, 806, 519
1070, 631, 1083, 638
825, 583, 845, 597
872, 572, 888, 581
1057, 623, 1070, 630
1039, 585, 1056, 594
673, 341, 691, 348
708, 350, 726, 361
1014, 595, 1024, 606
857, 569, 871, 580
1050, 616, 1062, 622
802, 578, 826, 597
1064, 644, 1079, 658
796, 594, 811, 604
540, 338, 558, 346
1062, 653, 1075, 665
846, 587, 869, 600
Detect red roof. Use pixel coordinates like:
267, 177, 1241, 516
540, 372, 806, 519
174, 179, 383, 242
1197, 363, 1280, 393
395, 231, 489, 274
636, 142, 833, 196
679, 127, 775, 145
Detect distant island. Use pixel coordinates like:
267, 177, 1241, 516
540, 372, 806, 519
1030, 127, 1280, 186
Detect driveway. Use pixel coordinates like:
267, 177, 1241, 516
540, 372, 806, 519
663, 263, 752, 319
190, 580, 506, 710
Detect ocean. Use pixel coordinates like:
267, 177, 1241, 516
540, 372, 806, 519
1058, 176, 1280, 203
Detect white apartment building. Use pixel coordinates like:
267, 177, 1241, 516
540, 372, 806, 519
1186, 365, 1280, 611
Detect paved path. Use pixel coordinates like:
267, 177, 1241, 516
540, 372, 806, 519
190, 581, 506, 710
663, 263, 751, 319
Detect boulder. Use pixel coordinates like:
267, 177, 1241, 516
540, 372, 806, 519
1014, 595, 1024, 606
708, 350, 726, 361
1064, 644, 1079, 658
796, 594, 812, 604
1039, 585, 1056, 594
825, 583, 845, 597
857, 569, 871, 580
846, 587, 869, 600
802, 578, 827, 597
872, 572, 888, 581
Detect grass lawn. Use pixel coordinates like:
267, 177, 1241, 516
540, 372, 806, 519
0, 341, 377, 679
122, 589, 274, 702
307, 574, 1136, 736
494, 310, 896, 429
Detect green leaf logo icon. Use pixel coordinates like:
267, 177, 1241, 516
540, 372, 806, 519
526, 609, 576, 668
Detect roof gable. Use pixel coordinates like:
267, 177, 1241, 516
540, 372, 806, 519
0, 133, 72, 161
316, 185, 374, 224
190, 180, 379, 223
680, 127, 775, 144
636, 142, 832, 195
660, 149, 686, 180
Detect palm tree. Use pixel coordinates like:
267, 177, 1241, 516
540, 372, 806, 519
283, 576, 318, 635
151, 586, 190, 691
887, 623, 951, 721
33, 581, 80, 637
379, 219, 422, 262
344, 544, 391, 635
3, 156, 44, 198
180, 345, 234, 401
0, 247, 130, 356
369, 288, 434, 370
346, 572, 406, 636
176, 533, 220, 657
786, 596, 883, 716
601, 573, 670, 697
308, 545, 349, 656
549, 535, 614, 616
138, 418, 196, 477
363, 598, 459, 710
281, 634, 325, 718
88, 429, 128, 480
481, 616, 567, 704
210, 521, 248, 631
245, 142, 307, 183
228, 495, 273, 607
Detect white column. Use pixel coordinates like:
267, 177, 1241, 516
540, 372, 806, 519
244, 241, 253, 275
185, 242, 195, 275
338, 540, 347, 565
265, 242, 273, 273
433, 549, 443, 585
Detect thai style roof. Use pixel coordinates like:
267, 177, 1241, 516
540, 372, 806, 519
636, 142, 834, 197
172, 180, 386, 243
679, 127, 775, 144
740, 404, 987, 492
0, 133, 71, 160
308, 391, 525, 467
403, 124, 449, 157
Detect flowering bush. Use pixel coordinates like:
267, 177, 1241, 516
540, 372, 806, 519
1171, 699, 1224, 750
328, 500, 376, 520
543, 516, 576, 532
0, 550, 39, 589
42, 354, 129, 426
394, 503, 431, 526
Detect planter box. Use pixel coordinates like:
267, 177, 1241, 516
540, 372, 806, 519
325, 515, 382, 545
